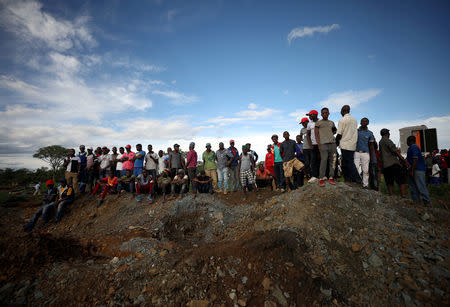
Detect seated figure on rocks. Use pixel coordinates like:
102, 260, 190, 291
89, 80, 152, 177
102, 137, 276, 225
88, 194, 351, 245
192, 170, 214, 199
23, 179, 58, 232
92, 171, 118, 207
255, 164, 274, 190
170, 169, 188, 200
135, 169, 154, 203
117, 169, 136, 195
157, 169, 172, 202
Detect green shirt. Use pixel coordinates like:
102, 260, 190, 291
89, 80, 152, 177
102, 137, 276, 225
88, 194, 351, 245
202, 150, 217, 170
273, 145, 282, 163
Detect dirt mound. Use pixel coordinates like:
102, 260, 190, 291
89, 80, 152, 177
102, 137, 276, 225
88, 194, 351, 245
0, 183, 449, 306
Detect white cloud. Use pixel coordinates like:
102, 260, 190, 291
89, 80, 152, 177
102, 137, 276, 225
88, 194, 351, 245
167, 9, 178, 21
283, 89, 289, 95
152, 90, 198, 105
288, 109, 310, 123
248, 103, 257, 109
318, 89, 382, 110
0, 0, 96, 51
288, 24, 340, 44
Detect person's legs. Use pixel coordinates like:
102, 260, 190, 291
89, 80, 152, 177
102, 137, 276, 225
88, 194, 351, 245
100, 185, 110, 199
303, 149, 312, 179
311, 145, 320, 178
188, 167, 196, 191
319, 146, 329, 179
342, 149, 361, 183
136, 183, 142, 195
65, 171, 72, 186
217, 168, 224, 191
240, 170, 248, 190
55, 200, 71, 222
360, 153, 370, 187
369, 163, 379, 191
210, 169, 218, 190
92, 182, 101, 195
414, 170, 431, 204
408, 175, 420, 202
171, 183, 176, 196
326, 144, 336, 179
24, 204, 45, 231
42, 202, 55, 223
354, 152, 362, 176
230, 166, 239, 191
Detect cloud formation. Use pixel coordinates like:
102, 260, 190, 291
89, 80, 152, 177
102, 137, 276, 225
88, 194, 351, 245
288, 24, 340, 44
318, 89, 382, 110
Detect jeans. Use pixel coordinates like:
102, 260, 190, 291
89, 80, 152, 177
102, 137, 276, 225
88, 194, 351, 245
217, 167, 229, 191
273, 162, 285, 189
354, 152, 370, 187
408, 170, 431, 204
341, 149, 362, 183
193, 181, 213, 194
229, 166, 240, 191
133, 167, 143, 177
55, 199, 73, 222
23, 201, 54, 231
319, 143, 337, 179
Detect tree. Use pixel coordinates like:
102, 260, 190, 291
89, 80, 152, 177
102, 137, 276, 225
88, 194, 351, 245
33, 145, 69, 177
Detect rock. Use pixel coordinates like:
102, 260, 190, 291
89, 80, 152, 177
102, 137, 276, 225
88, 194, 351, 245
242, 276, 248, 284
421, 213, 430, 221
229, 290, 237, 301
262, 277, 273, 291
238, 298, 247, 306
34, 290, 44, 299
362, 261, 369, 269
322, 229, 332, 242
133, 294, 146, 305
148, 268, 159, 276
401, 292, 414, 307
272, 286, 288, 306
264, 301, 277, 307
187, 300, 210, 307
0, 282, 15, 296
320, 287, 332, 297
351, 243, 362, 252
216, 267, 225, 277
368, 254, 383, 267
86, 259, 94, 265
110, 257, 119, 265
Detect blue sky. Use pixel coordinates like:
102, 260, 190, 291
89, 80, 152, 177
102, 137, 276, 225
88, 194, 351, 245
0, 0, 449, 168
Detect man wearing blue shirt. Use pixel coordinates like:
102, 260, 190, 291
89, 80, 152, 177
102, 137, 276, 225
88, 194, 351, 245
133, 144, 146, 177
406, 136, 431, 206
354, 118, 375, 188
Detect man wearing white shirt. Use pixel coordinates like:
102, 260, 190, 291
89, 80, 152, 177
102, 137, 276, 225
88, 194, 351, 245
144, 144, 159, 179
336, 105, 362, 185
306, 110, 320, 182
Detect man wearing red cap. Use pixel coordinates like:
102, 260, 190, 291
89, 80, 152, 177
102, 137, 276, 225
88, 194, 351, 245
306, 110, 320, 182
299, 117, 311, 179
23, 179, 58, 231
121, 145, 135, 175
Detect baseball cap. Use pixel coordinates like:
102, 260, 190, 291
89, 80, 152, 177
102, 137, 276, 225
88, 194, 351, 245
206, 143, 211, 147
380, 128, 390, 136
125, 144, 131, 148
230, 139, 235, 144
46, 180, 54, 186
306, 110, 318, 116
174, 143, 180, 147
87, 147, 93, 150
242, 145, 247, 150
300, 117, 309, 123
189, 142, 195, 147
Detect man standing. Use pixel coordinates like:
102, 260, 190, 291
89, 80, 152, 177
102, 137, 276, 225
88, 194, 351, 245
169, 144, 185, 178
157, 150, 166, 174
299, 117, 311, 179
314, 108, 337, 187
186, 142, 198, 192
265, 145, 275, 177
238, 145, 257, 196
354, 118, 375, 188
306, 110, 320, 183
406, 136, 431, 206
271, 134, 285, 191
336, 105, 362, 186
216, 142, 233, 194
85, 147, 97, 193
280, 131, 305, 191
294, 134, 305, 188
133, 144, 146, 177
203, 143, 218, 191
379, 129, 409, 197
122, 145, 135, 175
63, 148, 81, 194
115, 147, 125, 177
228, 140, 240, 192
246, 143, 259, 163
78, 145, 88, 192
99, 147, 112, 179
144, 144, 159, 180
110, 147, 119, 178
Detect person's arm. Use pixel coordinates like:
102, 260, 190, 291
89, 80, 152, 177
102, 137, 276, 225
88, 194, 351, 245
77, 158, 81, 173
169, 154, 172, 169
226, 152, 232, 167
410, 158, 418, 177
369, 142, 375, 162
250, 155, 255, 171
151, 153, 158, 163
314, 125, 321, 150
181, 155, 186, 170
186, 152, 192, 167
253, 151, 258, 163
63, 157, 70, 167
238, 154, 242, 174
307, 129, 313, 148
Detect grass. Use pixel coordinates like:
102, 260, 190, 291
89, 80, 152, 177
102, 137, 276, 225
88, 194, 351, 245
0, 191, 29, 204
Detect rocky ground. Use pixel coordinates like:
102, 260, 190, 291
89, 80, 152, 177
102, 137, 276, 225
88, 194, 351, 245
0, 183, 449, 306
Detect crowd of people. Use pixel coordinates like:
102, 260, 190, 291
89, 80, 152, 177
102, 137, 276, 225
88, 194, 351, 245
23, 104, 447, 231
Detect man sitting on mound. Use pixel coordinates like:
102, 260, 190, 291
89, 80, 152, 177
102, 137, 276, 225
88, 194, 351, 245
23, 179, 58, 232
192, 170, 214, 199
92, 171, 118, 207
117, 169, 136, 195
135, 169, 154, 203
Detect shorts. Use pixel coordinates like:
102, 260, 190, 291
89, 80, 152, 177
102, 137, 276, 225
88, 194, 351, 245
383, 164, 407, 186
240, 169, 255, 187
283, 158, 304, 178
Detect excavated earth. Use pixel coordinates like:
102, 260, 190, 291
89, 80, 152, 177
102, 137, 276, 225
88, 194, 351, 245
0, 183, 449, 306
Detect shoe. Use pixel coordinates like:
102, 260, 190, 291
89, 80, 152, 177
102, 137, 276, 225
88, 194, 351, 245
136, 195, 142, 202
319, 179, 325, 187
308, 177, 318, 183
147, 195, 153, 202
97, 199, 104, 207
328, 178, 336, 185
280, 188, 285, 193
217, 190, 222, 194
223, 191, 228, 195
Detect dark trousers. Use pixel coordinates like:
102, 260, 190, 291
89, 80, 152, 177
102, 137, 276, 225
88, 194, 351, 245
369, 162, 379, 190
273, 162, 285, 189
117, 181, 135, 193
188, 167, 197, 191
304, 147, 319, 178
23, 201, 54, 231
341, 149, 362, 183
294, 170, 304, 188
193, 181, 213, 194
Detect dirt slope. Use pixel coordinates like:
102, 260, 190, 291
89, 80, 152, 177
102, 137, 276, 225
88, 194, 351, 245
0, 183, 448, 306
